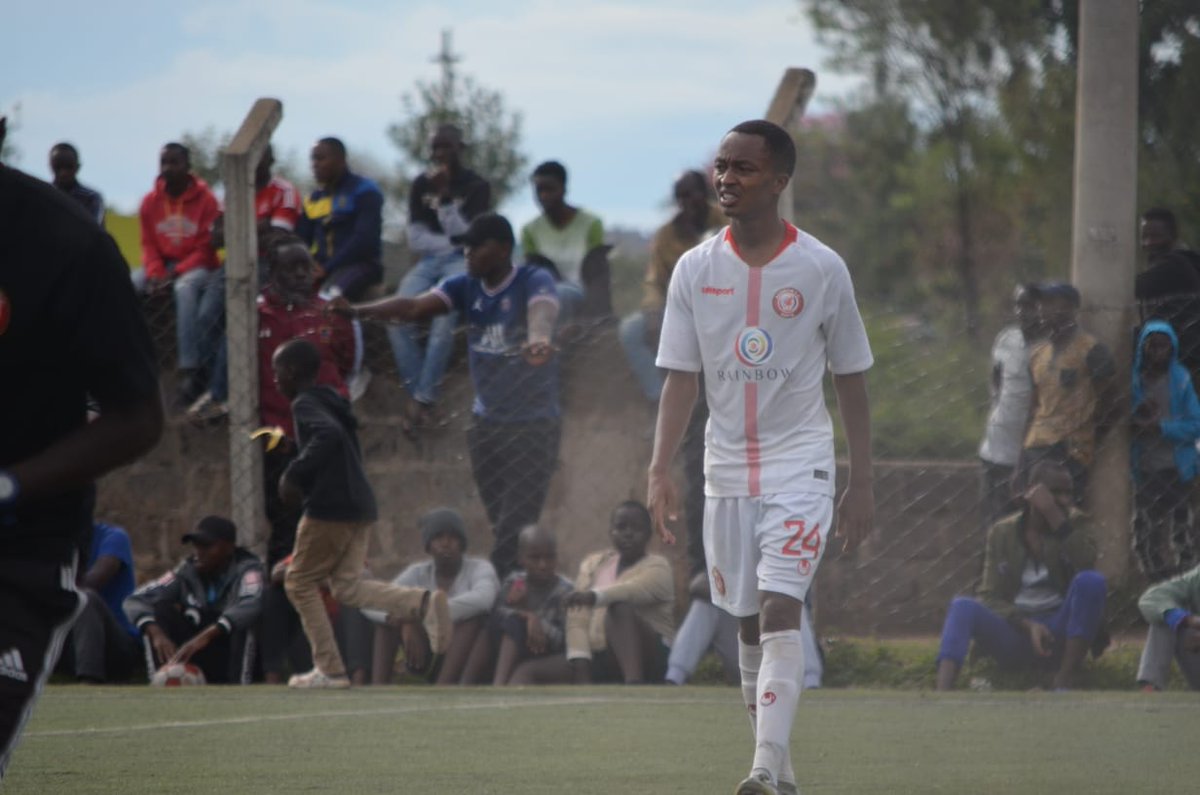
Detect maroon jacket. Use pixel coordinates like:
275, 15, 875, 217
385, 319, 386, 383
257, 286, 354, 437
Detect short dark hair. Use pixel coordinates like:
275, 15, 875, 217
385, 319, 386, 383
532, 160, 567, 186
676, 169, 709, 194
267, 233, 308, 270
163, 142, 191, 165
1029, 458, 1069, 488
317, 137, 347, 158
50, 142, 79, 160
275, 338, 322, 381
728, 119, 796, 177
1142, 207, 1177, 237
612, 500, 652, 531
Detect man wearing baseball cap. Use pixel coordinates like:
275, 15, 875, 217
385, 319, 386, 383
123, 516, 265, 683
333, 213, 562, 577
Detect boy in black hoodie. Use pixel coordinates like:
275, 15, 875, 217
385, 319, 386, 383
272, 338, 450, 688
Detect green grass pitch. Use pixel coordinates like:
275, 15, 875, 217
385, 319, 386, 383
8, 686, 1199, 793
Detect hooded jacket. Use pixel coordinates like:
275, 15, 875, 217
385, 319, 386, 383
138, 174, 221, 280
1131, 319, 1200, 482
123, 547, 265, 635
283, 385, 378, 522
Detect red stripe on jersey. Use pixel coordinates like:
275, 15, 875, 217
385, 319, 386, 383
744, 263, 765, 494
723, 222, 799, 268
745, 382, 762, 495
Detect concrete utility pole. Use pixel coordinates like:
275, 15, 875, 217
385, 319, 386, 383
765, 68, 816, 224
1070, 1, 1138, 579
223, 98, 283, 552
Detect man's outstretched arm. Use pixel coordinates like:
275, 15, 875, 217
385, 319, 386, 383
832, 371, 873, 552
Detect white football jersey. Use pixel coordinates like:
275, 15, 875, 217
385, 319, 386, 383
656, 223, 873, 497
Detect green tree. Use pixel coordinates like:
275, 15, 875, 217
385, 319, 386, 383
0, 103, 21, 164
804, 0, 1053, 340
387, 30, 527, 207
179, 127, 231, 189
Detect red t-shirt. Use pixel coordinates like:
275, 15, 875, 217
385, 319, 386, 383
256, 176, 302, 231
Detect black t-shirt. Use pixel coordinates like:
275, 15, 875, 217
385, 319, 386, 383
408, 166, 491, 233
1136, 251, 1200, 374
0, 166, 159, 540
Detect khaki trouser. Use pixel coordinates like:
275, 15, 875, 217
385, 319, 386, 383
285, 515, 425, 676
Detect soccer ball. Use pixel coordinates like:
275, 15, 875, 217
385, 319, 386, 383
151, 663, 207, 687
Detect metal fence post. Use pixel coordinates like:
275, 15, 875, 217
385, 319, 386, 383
222, 98, 283, 551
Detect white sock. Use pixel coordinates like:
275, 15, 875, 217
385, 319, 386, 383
752, 629, 805, 783
738, 637, 762, 736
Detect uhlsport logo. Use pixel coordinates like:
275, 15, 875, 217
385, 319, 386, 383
772, 287, 804, 318
760, 691, 777, 707
734, 327, 773, 366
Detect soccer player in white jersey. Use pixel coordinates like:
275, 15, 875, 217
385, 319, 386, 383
648, 120, 874, 795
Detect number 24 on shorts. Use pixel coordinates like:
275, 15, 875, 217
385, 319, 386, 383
782, 520, 821, 559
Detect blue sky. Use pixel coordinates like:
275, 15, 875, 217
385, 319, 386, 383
3, 0, 861, 232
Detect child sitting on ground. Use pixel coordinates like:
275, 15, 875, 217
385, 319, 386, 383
461, 524, 574, 685
502, 501, 675, 684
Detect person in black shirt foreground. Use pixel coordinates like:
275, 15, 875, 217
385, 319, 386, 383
0, 116, 163, 778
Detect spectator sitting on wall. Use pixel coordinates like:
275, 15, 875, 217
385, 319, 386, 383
1017, 282, 1118, 504
123, 516, 265, 684
460, 524, 574, 685
1130, 320, 1200, 582
979, 284, 1045, 529
134, 142, 223, 412
334, 213, 561, 579
192, 145, 305, 426
619, 170, 725, 405
366, 508, 500, 686
253, 236, 356, 684
57, 522, 140, 683
387, 123, 491, 436
520, 160, 608, 319
48, 142, 104, 225
296, 137, 384, 301
935, 460, 1108, 691
511, 501, 675, 685
1135, 563, 1200, 692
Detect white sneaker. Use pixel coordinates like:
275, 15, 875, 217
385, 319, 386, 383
288, 669, 351, 689
186, 392, 213, 415
348, 367, 372, 402
735, 771, 779, 795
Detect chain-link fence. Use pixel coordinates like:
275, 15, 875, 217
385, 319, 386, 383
105, 263, 1200, 646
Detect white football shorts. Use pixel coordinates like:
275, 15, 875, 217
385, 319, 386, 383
703, 492, 833, 617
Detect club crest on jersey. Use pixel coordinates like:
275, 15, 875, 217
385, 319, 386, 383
734, 327, 773, 366
0, 289, 9, 336
772, 287, 804, 318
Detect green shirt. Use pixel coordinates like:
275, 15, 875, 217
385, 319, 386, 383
520, 209, 604, 284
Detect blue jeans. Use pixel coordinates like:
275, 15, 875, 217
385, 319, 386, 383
174, 267, 224, 372
936, 571, 1107, 667
618, 311, 663, 402
386, 251, 464, 405
555, 281, 584, 326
